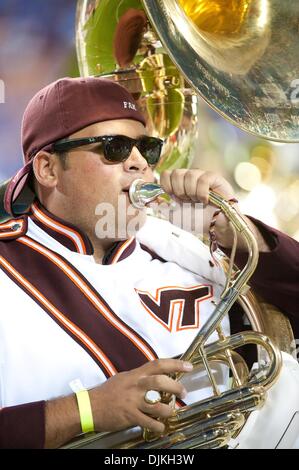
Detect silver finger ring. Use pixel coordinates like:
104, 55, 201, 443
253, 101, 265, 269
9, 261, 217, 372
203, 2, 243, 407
144, 390, 162, 405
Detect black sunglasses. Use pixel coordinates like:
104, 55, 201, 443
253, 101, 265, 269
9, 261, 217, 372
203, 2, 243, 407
52, 135, 164, 166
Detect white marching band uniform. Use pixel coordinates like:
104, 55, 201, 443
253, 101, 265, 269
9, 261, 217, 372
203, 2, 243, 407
0, 206, 298, 448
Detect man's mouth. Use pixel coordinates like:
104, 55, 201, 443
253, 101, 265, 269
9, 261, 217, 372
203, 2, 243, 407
121, 182, 136, 194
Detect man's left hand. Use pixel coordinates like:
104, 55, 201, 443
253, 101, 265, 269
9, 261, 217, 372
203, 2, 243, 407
159, 169, 270, 252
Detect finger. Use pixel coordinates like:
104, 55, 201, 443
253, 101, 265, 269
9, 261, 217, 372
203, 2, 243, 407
135, 410, 166, 434
160, 170, 173, 195
139, 374, 186, 399
196, 171, 233, 204
141, 402, 175, 419
141, 358, 193, 376
169, 169, 189, 201
183, 170, 204, 202
196, 176, 210, 205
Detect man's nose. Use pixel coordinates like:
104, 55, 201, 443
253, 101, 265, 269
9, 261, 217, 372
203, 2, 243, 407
123, 146, 148, 172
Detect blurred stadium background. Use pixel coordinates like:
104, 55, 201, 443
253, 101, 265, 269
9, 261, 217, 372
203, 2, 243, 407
0, 0, 298, 239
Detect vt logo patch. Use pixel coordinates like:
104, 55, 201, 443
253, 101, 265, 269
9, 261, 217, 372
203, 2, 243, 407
135, 285, 213, 332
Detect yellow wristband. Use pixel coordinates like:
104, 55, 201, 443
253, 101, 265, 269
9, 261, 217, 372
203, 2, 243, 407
75, 389, 95, 434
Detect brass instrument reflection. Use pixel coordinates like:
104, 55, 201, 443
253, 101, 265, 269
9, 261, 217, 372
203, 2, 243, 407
174, 0, 270, 75
179, 0, 251, 35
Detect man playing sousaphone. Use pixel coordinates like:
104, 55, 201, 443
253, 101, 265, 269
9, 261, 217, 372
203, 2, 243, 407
0, 77, 298, 449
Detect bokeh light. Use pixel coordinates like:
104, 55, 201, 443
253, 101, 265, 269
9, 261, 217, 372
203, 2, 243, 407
234, 162, 262, 191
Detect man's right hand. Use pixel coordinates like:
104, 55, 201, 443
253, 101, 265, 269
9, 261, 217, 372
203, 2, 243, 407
89, 359, 193, 434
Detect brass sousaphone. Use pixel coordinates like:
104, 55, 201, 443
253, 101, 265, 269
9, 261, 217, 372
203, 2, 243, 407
76, 0, 299, 142
69, 0, 299, 449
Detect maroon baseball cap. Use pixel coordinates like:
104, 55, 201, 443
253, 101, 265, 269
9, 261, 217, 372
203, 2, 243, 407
4, 76, 146, 216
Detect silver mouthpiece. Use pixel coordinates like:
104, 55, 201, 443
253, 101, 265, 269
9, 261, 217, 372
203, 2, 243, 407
129, 179, 166, 209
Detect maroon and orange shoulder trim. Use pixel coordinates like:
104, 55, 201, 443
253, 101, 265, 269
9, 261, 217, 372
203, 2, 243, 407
0, 216, 28, 240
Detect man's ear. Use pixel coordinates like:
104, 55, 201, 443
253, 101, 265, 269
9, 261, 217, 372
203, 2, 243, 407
32, 151, 60, 188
